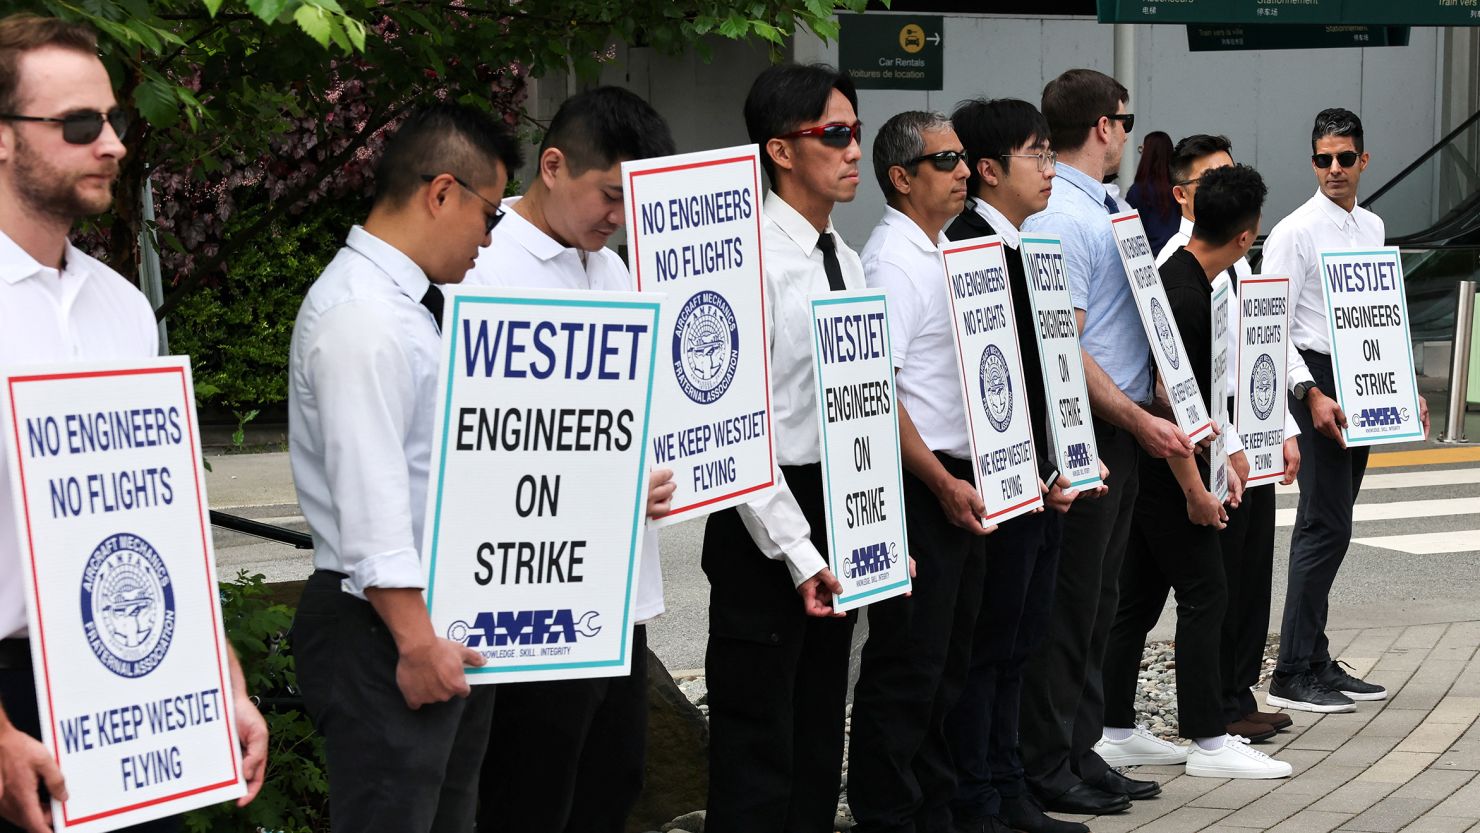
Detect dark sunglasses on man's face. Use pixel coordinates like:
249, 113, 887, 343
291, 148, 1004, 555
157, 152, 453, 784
1103, 113, 1134, 132
421, 173, 504, 233
1312, 151, 1360, 169
905, 150, 967, 172
778, 121, 863, 149
0, 107, 129, 145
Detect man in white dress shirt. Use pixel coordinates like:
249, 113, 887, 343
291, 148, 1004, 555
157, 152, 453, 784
288, 103, 522, 833
1261, 108, 1428, 715
848, 110, 990, 833
0, 15, 266, 832
465, 86, 678, 833
700, 63, 866, 833
1153, 135, 1301, 738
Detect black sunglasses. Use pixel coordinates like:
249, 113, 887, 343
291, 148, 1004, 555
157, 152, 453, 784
904, 150, 967, 172
1312, 151, 1360, 169
1101, 113, 1135, 132
778, 121, 863, 149
0, 107, 129, 145
421, 173, 504, 233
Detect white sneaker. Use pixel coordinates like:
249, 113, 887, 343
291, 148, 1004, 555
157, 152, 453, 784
1094, 727, 1190, 766
1185, 736, 1293, 780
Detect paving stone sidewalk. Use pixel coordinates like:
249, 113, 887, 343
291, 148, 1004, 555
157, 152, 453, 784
1055, 620, 1480, 833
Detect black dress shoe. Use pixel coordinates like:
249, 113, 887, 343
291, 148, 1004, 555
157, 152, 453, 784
1088, 768, 1161, 800
999, 794, 1090, 833
1040, 782, 1131, 815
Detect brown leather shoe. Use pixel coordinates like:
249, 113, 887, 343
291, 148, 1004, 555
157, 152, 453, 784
1225, 719, 1277, 742
1244, 710, 1294, 730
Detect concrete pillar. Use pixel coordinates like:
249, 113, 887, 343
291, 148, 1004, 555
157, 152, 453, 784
1114, 23, 1137, 190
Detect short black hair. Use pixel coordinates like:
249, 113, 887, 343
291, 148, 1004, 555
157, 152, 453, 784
1312, 107, 1364, 154
541, 86, 675, 174
374, 103, 523, 207
1190, 164, 1267, 247
951, 97, 1049, 193
1041, 68, 1128, 154
745, 63, 859, 185
1170, 134, 1233, 185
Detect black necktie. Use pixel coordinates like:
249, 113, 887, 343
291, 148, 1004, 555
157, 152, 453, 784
1226, 266, 1239, 291
817, 232, 847, 292
420, 284, 444, 333
1103, 193, 1119, 215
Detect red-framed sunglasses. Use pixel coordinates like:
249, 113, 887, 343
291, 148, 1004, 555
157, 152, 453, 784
777, 121, 863, 148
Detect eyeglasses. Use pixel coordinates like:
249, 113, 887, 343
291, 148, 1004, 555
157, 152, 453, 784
421, 173, 504, 233
778, 121, 863, 149
1312, 151, 1360, 169
999, 149, 1058, 172
1174, 176, 1201, 187
0, 107, 129, 145
1099, 113, 1135, 132
903, 150, 967, 172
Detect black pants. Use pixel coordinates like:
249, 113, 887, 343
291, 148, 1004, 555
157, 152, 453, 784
849, 453, 988, 833
293, 571, 496, 833
1278, 350, 1370, 676
1104, 453, 1229, 740
946, 510, 1062, 823
1019, 420, 1140, 799
477, 625, 648, 833
1219, 481, 1277, 721
0, 642, 180, 833
703, 463, 856, 833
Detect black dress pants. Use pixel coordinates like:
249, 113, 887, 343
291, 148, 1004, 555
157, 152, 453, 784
703, 463, 856, 833
478, 626, 649, 833
1103, 453, 1229, 740
1019, 420, 1140, 799
945, 510, 1061, 823
849, 453, 988, 833
1277, 350, 1370, 676
293, 571, 496, 833
1219, 480, 1277, 722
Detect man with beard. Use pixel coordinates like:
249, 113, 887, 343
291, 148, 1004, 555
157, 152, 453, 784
0, 14, 267, 832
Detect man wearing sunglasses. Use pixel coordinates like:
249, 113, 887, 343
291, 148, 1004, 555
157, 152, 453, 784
850, 110, 987, 833
699, 63, 865, 833
0, 14, 270, 833
1016, 68, 1195, 817
288, 103, 521, 833
1261, 108, 1427, 715
464, 86, 679, 833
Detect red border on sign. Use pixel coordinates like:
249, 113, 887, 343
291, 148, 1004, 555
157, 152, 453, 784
626, 153, 777, 518
1234, 276, 1292, 485
6, 365, 240, 827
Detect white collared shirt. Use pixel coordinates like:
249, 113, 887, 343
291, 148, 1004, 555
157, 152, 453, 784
970, 198, 1020, 249
289, 226, 443, 601
466, 198, 667, 620
863, 206, 968, 459
729, 193, 864, 588
1261, 191, 1385, 391
1156, 219, 1300, 454
1, 231, 158, 639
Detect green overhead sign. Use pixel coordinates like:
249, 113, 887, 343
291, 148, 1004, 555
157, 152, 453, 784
1099, 0, 1480, 26
1187, 23, 1412, 50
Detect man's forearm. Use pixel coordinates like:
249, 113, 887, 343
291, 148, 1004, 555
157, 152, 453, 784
365, 587, 437, 652
897, 402, 953, 495
1083, 350, 1144, 432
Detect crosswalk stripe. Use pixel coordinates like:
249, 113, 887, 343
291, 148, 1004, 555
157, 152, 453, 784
1276, 466, 1480, 495
1276, 497, 1480, 528
1351, 530, 1480, 555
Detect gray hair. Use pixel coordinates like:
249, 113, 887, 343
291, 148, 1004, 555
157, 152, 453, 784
1311, 107, 1364, 154
873, 110, 953, 199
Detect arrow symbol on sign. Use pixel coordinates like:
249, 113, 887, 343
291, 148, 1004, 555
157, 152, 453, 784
928, 33, 941, 45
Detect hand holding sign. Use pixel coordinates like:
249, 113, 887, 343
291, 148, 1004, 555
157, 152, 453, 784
1309, 387, 1348, 447
0, 721, 68, 833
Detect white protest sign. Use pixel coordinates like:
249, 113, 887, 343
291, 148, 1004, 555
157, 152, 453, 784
941, 238, 1044, 524
1111, 212, 1215, 443
1236, 277, 1291, 484
623, 145, 776, 525
422, 287, 660, 683
1, 358, 244, 831
1019, 235, 1103, 491
1208, 274, 1231, 502
809, 291, 912, 613
1318, 247, 1424, 447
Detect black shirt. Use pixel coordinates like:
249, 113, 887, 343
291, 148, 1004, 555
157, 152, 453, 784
1159, 247, 1215, 418
946, 206, 1056, 483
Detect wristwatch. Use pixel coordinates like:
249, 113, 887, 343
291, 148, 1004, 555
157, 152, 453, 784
1293, 381, 1317, 401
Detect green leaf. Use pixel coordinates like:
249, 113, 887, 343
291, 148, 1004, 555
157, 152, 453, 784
293, 4, 331, 48
344, 17, 367, 51
246, 0, 294, 24
134, 78, 180, 129
202, 0, 225, 17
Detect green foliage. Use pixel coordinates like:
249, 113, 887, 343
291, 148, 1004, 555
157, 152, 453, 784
185, 572, 328, 833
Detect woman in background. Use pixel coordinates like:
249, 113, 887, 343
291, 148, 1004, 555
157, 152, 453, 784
1127, 130, 1178, 254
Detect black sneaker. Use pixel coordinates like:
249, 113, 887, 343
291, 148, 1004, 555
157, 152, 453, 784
1316, 660, 1388, 701
1266, 670, 1357, 714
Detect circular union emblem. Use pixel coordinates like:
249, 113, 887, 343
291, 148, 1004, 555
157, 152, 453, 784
447, 620, 470, 644
672, 290, 739, 404
79, 533, 175, 678
978, 344, 1014, 433
899, 23, 926, 53
1150, 297, 1180, 370
1251, 353, 1278, 420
